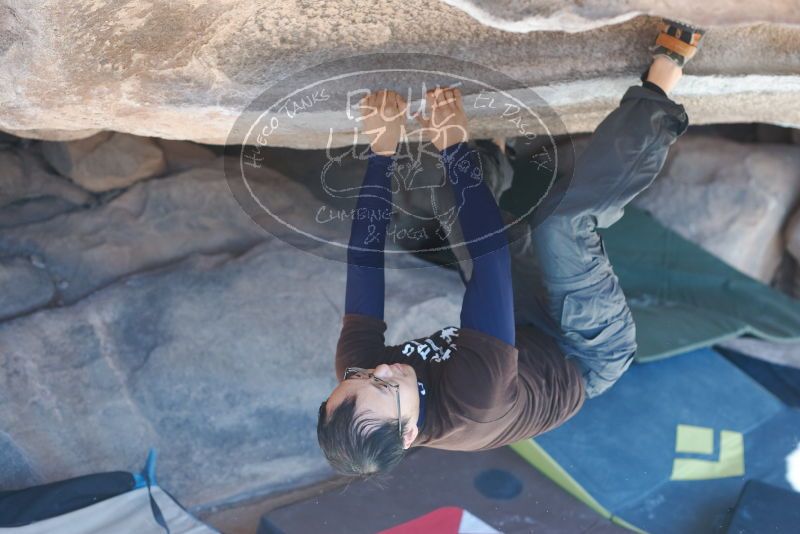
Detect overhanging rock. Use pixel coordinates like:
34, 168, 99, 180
1, 2, 799, 147
441, 0, 800, 32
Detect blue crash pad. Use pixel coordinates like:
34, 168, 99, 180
510, 347, 800, 533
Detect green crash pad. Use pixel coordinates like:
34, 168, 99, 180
602, 207, 800, 362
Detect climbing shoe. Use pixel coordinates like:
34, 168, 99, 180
652, 18, 706, 67
641, 18, 706, 82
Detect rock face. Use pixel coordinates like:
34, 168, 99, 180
155, 138, 218, 174
787, 210, 800, 265
0, 237, 463, 510
0, 139, 465, 509
1, 2, 800, 146
41, 132, 167, 192
718, 337, 800, 370
0, 146, 92, 218
0, 146, 465, 511
441, 0, 800, 32
632, 136, 800, 282
0, 158, 266, 304
0, 257, 54, 320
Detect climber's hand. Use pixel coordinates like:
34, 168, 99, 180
413, 87, 468, 151
359, 90, 408, 156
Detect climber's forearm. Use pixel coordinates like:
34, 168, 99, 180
441, 142, 515, 346
441, 142, 509, 258
344, 150, 394, 320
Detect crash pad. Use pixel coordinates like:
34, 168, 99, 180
510, 347, 800, 534
726, 480, 800, 534
259, 446, 627, 534
378, 507, 498, 534
602, 207, 800, 362
719, 346, 800, 407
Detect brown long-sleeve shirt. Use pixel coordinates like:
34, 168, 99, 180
335, 313, 585, 451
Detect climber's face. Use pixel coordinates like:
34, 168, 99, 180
326, 363, 420, 445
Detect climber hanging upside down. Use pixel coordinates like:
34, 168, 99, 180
317, 19, 705, 477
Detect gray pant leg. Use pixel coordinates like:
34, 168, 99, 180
540, 85, 689, 228
522, 85, 689, 398
436, 85, 688, 400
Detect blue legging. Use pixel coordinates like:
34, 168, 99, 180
345, 143, 515, 347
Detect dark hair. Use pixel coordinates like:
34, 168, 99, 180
317, 394, 409, 481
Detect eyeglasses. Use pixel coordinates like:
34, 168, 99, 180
343, 367, 402, 438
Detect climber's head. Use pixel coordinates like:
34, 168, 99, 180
317, 363, 420, 478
